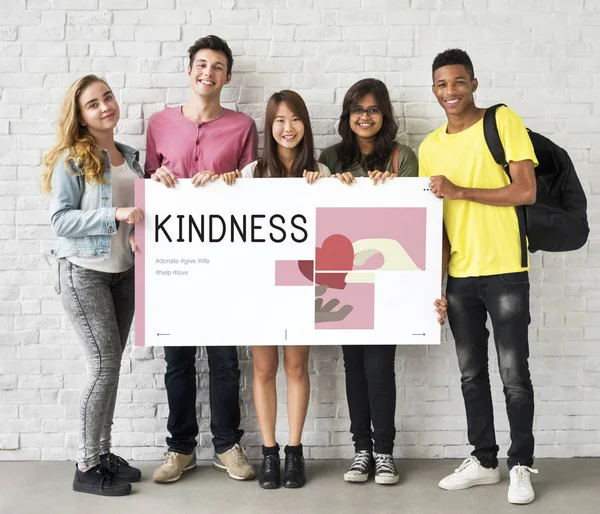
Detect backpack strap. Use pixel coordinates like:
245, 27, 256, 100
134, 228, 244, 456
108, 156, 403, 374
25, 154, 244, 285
392, 144, 402, 175
483, 104, 508, 169
482, 103, 528, 268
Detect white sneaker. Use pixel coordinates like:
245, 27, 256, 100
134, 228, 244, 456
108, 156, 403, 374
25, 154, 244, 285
439, 456, 500, 490
508, 465, 538, 504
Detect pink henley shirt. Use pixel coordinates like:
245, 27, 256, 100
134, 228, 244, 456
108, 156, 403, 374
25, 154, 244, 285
144, 106, 258, 178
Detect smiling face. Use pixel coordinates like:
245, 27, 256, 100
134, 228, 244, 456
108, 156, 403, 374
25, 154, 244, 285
78, 80, 120, 134
188, 48, 231, 99
432, 64, 478, 117
272, 101, 305, 151
348, 93, 383, 141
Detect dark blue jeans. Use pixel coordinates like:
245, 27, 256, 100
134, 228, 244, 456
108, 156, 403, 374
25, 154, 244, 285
446, 271, 534, 470
164, 346, 243, 455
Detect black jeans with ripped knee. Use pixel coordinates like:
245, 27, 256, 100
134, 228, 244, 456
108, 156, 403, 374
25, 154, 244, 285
446, 271, 534, 470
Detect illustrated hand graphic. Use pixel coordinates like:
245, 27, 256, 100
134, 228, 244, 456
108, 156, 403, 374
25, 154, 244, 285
314, 285, 353, 323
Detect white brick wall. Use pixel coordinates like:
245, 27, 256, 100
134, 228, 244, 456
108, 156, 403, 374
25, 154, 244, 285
1, 1, 599, 461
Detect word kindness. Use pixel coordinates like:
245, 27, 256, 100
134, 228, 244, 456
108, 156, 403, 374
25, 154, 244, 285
154, 213, 309, 243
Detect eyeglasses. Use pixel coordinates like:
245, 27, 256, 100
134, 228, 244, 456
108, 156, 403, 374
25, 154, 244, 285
350, 107, 382, 118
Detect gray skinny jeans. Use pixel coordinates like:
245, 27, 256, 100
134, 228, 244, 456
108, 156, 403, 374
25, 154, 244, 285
56, 258, 134, 468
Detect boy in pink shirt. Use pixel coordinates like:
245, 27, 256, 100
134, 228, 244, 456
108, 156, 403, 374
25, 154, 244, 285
147, 35, 257, 485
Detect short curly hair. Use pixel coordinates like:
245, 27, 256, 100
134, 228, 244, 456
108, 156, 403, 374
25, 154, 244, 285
432, 48, 474, 81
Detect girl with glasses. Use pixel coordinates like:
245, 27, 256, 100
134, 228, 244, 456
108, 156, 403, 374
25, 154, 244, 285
319, 78, 418, 184
318, 78, 418, 485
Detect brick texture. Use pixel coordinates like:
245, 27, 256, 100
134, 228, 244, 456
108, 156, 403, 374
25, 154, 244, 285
0, 1, 599, 461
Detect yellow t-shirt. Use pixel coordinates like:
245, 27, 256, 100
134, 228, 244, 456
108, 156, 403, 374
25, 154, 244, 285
418, 106, 538, 278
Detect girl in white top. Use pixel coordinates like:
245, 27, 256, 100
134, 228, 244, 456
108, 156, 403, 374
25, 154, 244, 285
68, 159, 138, 272
42, 75, 144, 497
222, 90, 329, 489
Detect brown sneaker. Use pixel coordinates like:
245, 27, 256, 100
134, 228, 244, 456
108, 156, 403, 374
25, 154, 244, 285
152, 451, 197, 483
213, 443, 256, 480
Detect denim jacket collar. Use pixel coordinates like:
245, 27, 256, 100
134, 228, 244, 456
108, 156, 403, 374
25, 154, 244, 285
111, 142, 144, 178
114, 141, 139, 162
66, 141, 143, 178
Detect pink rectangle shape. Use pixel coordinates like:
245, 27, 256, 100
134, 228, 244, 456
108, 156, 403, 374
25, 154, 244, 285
134, 179, 145, 346
315, 279, 374, 330
316, 207, 427, 270
275, 260, 313, 286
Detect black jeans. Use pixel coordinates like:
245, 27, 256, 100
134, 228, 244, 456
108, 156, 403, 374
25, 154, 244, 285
164, 346, 243, 455
342, 345, 397, 454
446, 271, 534, 470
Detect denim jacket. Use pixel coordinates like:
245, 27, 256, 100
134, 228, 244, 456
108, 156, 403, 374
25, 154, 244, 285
50, 141, 145, 259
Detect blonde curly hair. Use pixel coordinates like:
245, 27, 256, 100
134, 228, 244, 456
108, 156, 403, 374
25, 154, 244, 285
41, 74, 114, 194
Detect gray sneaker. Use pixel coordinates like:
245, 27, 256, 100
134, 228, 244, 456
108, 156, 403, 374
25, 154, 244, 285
213, 443, 256, 480
152, 451, 197, 483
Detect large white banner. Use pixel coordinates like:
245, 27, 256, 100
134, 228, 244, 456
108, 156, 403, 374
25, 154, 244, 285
135, 178, 443, 346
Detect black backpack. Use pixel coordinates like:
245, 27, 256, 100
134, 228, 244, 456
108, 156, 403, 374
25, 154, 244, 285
483, 104, 589, 267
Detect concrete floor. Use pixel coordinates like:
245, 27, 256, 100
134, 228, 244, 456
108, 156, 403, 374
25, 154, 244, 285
0, 459, 598, 514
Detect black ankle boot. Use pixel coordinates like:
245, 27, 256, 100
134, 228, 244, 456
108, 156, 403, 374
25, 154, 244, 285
100, 452, 142, 483
259, 453, 281, 489
73, 464, 132, 496
283, 446, 305, 489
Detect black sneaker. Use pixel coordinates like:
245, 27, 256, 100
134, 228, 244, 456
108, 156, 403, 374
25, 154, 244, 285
373, 452, 399, 485
343, 450, 375, 483
283, 453, 306, 489
259, 454, 281, 489
73, 464, 132, 496
100, 452, 142, 482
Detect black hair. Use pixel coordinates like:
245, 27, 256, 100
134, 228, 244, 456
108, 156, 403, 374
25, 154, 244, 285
255, 90, 318, 178
188, 35, 234, 75
336, 78, 398, 172
432, 48, 474, 81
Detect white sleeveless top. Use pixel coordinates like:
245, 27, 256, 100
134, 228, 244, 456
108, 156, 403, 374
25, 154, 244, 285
240, 160, 331, 178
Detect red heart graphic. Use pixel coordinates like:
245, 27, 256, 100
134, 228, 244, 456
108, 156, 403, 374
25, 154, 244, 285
316, 234, 354, 272
315, 272, 347, 290
297, 260, 314, 283
296, 234, 354, 290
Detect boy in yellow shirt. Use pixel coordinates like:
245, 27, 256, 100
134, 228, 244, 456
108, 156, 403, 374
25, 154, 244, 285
419, 49, 539, 505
